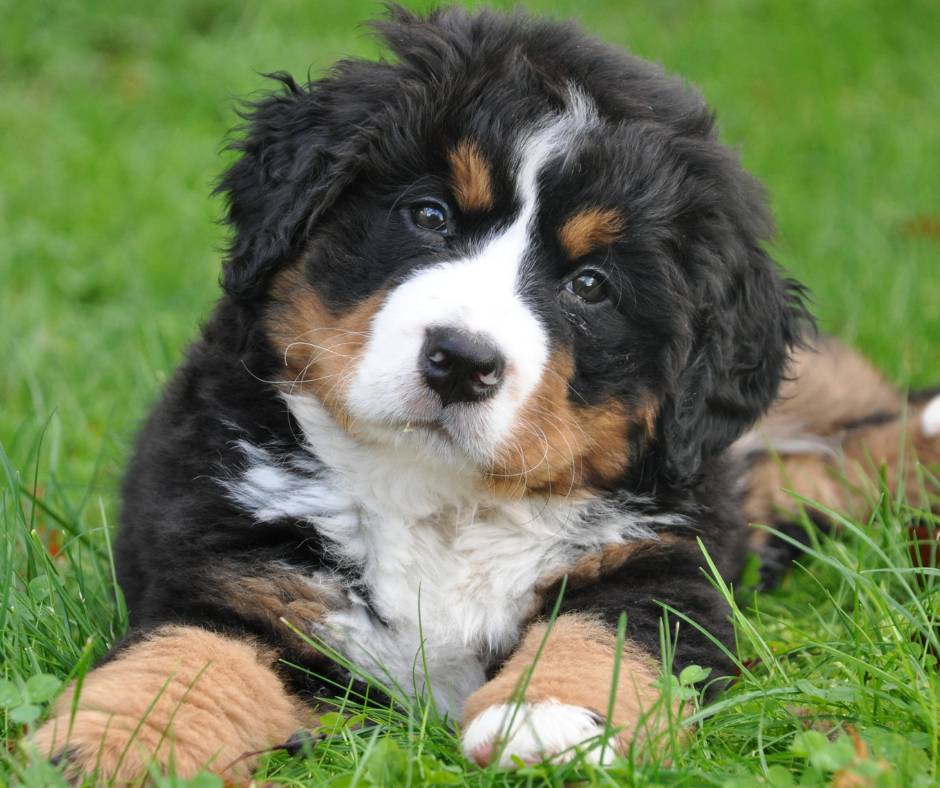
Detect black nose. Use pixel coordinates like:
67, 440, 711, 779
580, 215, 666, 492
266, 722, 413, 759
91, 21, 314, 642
421, 327, 505, 406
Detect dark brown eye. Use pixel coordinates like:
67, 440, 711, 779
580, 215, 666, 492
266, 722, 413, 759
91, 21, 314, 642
566, 270, 609, 303
410, 201, 449, 234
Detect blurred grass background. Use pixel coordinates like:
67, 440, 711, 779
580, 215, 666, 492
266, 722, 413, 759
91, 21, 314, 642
2, 0, 938, 488
1, 0, 939, 783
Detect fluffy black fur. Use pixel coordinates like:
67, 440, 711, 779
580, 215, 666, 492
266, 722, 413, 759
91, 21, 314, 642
117, 5, 809, 702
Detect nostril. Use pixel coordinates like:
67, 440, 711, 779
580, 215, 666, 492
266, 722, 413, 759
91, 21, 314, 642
426, 348, 451, 369
472, 368, 501, 387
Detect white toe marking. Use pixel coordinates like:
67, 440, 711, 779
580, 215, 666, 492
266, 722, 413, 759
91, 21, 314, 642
922, 395, 940, 438
462, 701, 616, 767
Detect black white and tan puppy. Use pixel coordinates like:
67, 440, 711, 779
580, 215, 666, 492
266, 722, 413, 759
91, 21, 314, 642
32, 5, 940, 780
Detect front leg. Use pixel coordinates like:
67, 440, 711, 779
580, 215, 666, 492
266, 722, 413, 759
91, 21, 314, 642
30, 626, 309, 782
461, 539, 735, 767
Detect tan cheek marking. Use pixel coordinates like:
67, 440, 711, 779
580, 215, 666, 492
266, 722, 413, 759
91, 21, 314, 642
448, 139, 495, 213
582, 397, 656, 482
487, 351, 657, 496
558, 208, 624, 260
32, 626, 309, 782
265, 264, 385, 429
461, 614, 669, 753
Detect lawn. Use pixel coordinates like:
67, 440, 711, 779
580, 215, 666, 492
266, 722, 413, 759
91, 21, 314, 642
1, 0, 939, 784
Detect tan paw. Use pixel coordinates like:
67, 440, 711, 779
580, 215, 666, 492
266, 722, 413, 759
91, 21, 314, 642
28, 626, 308, 782
32, 709, 220, 783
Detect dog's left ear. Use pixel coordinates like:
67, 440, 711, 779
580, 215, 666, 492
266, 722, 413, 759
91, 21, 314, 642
658, 146, 811, 487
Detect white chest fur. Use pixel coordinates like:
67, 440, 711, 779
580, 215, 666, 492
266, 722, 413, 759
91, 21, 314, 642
320, 496, 583, 716
223, 396, 662, 715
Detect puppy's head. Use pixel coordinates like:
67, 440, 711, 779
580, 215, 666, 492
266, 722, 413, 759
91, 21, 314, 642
219, 6, 809, 496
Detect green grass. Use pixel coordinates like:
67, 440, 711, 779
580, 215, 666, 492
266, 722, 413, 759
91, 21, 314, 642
2, 0, 939, 784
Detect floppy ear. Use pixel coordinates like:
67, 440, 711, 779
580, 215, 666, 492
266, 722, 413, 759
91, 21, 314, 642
215, 6, 491, 299
658, 151, 812, 487
216, 71, 376, 299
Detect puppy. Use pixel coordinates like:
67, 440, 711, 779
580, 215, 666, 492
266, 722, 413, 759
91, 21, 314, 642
31, 6, 940, 780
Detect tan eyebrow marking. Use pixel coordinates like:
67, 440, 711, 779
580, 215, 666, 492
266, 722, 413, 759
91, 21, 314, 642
558, 208, 625, 260
447, 139, 494, 213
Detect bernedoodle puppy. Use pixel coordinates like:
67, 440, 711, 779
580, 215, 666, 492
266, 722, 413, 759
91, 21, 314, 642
31, 5, 940, 780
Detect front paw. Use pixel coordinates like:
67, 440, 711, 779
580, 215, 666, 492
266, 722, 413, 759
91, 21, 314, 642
27, 627, 308, 782
461, 701, 616, 767
32, 710, 167, 783
459, 616, 668, 769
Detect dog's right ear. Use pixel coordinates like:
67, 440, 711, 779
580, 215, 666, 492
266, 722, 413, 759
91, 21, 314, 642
217, 7, 482, 299
216, 72, 369, 299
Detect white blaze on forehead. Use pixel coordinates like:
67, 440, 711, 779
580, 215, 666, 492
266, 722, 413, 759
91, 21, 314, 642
337, 89, 599, 462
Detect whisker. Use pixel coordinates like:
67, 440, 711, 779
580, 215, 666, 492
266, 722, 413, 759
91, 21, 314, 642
284, 340, 360, 361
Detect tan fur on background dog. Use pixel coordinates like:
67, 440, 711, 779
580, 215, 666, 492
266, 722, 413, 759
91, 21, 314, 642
839, 401, 940, 506
740, 337, 939, 529
744, 399, 940, 527
31, 627, 308, 782
760, 338, 901, 439
462, 615, 665, 753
